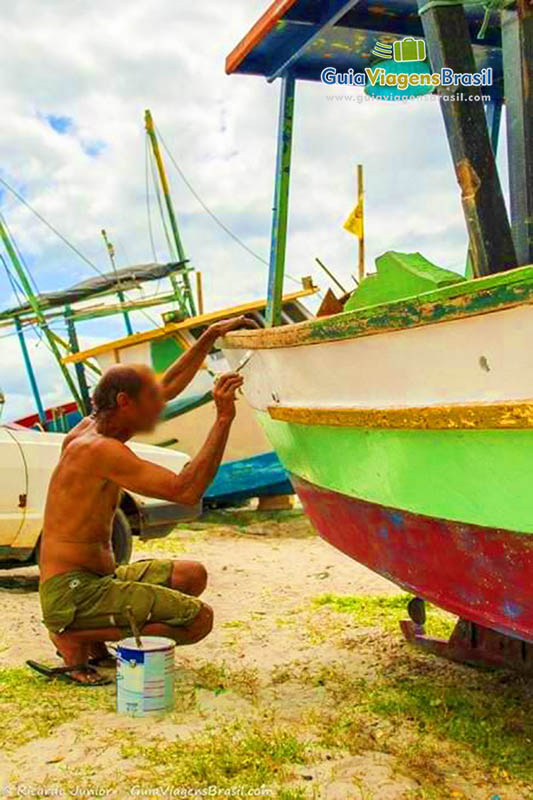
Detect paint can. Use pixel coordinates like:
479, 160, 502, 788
116, 636, 175, 716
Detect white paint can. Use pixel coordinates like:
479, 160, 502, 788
116, 636, 175, 716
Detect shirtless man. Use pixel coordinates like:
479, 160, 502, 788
33, 316, 254, 685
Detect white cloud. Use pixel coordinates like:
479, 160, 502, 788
0, 1, 508, 419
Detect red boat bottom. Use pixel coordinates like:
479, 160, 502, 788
291, 474, 533, 644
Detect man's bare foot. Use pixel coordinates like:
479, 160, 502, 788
51, 633, 108, 685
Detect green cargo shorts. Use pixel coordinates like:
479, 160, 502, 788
39, 559, 202, 635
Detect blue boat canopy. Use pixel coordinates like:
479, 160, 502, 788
226, 0, 504, 98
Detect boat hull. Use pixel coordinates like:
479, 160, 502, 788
221, 269, 533, 641
293, 473, 533, 644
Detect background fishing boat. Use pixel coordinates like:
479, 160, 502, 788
0, 110, 319, 505
222, 0, 533, 670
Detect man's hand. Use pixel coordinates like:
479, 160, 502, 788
160, 316, 257, 402
204, 316, 260, 344
213, 372, 244, 423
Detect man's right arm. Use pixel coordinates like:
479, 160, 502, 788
93, 373, 244, 506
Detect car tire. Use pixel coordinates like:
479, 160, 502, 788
112, 509, 133, 565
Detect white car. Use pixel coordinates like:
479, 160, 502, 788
0, 424, 200, 568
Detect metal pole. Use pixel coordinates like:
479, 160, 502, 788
315, 258, 347, 295
266, 74, 296, 327
101, 229, 133, 336
14, 317, 47, 428
0, 217, 85, 411
502, 0, 533, 266
144, 109, 196, 316
65, 305, 91, 415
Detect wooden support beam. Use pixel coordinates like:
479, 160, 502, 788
266, 74, 296, 327
485, 98, 503, 156
417, 0, 517, 277
502, 0, 533, 266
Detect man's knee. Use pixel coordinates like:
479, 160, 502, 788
198, 602, 214, 638
182, 602, 213, 644
171, 560, 208, 597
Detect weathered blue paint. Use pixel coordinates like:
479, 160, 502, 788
267, 0, 360, 82
266, 74, 296, 328
14, 317, 46, 428
204, 451, 293, 504
227, 0, 504, 97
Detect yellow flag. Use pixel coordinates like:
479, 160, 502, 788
343, 200, 364, 239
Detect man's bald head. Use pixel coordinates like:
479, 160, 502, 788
92, 364, 157, 416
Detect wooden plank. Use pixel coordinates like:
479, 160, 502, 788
266, 74, 296, 327
417, 0, 517, 277
225, 0, 299, 75
502, 0, 533, 266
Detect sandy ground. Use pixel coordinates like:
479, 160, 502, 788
0, 514, 529, 799
0, 516, 397, 672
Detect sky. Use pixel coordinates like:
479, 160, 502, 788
0, 0, 510, 420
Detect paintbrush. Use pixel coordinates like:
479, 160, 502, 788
126, 605, 143, 648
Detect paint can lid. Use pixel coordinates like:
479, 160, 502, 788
117, 636, 176, 653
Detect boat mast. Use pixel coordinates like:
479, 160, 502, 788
144, 109, 197, 317
0, 217, 86, 414
101, 229, 133, 335
266, 74, 296, 327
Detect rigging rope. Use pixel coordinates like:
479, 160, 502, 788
149, 144, 177, 263
145, 136, 158, 264
0, 174, 171, 333
0, 176, 104, 276
155, 126, 302, 286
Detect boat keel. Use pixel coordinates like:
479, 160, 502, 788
401, 598, 533, 673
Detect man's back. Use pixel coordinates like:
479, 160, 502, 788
40, 419, 120, 582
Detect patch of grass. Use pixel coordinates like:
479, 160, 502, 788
222, 619, 251, 630
366, 667, 533, 782
134, 530, 190, 556
313, 593, 455, 639
191, 661, 260, 701
120, 720, 311, 790
279, 656, 533, 795
0, 667, 113, 750
200, 508, 305, 528
278, 790, 308, 800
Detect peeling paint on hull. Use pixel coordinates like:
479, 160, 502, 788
293, 474, 533, 643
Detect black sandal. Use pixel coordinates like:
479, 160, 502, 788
26, 660, 113, 686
